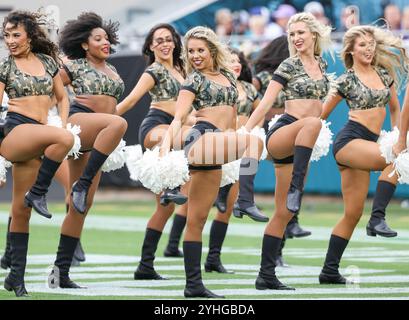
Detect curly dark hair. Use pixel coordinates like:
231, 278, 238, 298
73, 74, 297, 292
2, 10, 59, 61
230, 48, 252, 83
253, 35, 289, 74
59, 12, 119, 59
142, 23, 185, 76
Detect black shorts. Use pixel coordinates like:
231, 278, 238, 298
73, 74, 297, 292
69, 102, 95, 117
3, 112, 41, 137
138, 108, 174, 150
68, 103, 96, 153
266, 113, 298, 164
333, 120, 379, 166
184, 121, 222, 171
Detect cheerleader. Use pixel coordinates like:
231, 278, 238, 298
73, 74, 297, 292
116, 23, 190, 279
244, 13, 333, 290
0, 11, 74, 296
160, 26, 263, 298
48, 12, 127, 289
319, 25, 408, 284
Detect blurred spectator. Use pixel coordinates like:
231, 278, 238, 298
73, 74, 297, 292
339, 5, 360, 31
242, 14, 271, 54
265, 4, 297, 39
304, 1, 331, 25
332, 0, 383, 30
215, 8, 234, 36
402, 6, 409, 39
232, 10, 250, 35
384, 4, 402, 30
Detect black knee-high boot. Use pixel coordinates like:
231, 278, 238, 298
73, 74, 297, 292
134, 228, 166, 280
215, 183, 233, 213
4, 232, 29, 297
234, 158, 268, 222
164, 214, 186, 257
287, 146, 312, 214
72, 148, 108, 214
160, 186, 188, 206
205, 220, 234, 274
24, 156, 62, 219
319, 234, 349, 284
285, 214, 312, 238
1, 217, 12, 269
183, 241, 224, 298
255, 234, 294, 290
64, 204, 86, 266
275, 235, 289, 267
367, 181, 397, 237
50, 234, 85, 289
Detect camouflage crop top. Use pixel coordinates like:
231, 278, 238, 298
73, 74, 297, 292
63, 58, 124, 101
336, 67, 393, 110
145, 62, 181, 102
0, 53, 59, 99
255, 70, 285, 109
182, 69, 238, 111
255, 70, 272, 97
272, 55, 330, 101
237, 80, 258, 116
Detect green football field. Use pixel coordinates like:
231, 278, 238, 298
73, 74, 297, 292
0, 196, 408, 300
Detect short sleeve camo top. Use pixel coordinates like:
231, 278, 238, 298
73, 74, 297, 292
336, 67, 393, 110
63, 58, 125, 101
254, 70, 285, 109
145, 62, 181, 102
254, 70, 272, 97
0, 53, 59, 99
181, 69, 238, 111
272, 55, 330, 101
237, 80, 258, 116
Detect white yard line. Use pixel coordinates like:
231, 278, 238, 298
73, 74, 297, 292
1, 211, 408, 245
9, 284, 409, 297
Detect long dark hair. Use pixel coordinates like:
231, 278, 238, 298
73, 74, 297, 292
2, 10, 59, 61
253, 35, 289, 74
230, 48, 252, 83
59, 12, 119, 59
142, 23, 185, 76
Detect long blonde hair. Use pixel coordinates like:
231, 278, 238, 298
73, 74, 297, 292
287, 12, 334, 59
341, 25, 409, 91
183, 26, 234, 75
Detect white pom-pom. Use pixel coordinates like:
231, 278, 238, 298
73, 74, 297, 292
0, 155, 12, 183
220, 159, 240, 187
159, 150, 190, 190
135, 148, 162, 194
66, 123, 82, 160
124, 144, 143, 181
136, 148, 190, 194
267, 114, 283, 131
391, 151, 409, 184
378, 127, 400, 164
310, 119, 333, 162
237, 126, 267, 160
101, 139, 127, 173
251, 126, 267, 160
47, 113, 63, 128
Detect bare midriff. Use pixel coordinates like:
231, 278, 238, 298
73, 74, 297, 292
74, 95, 117, 114
7, 95, 52, 124
349, 107, 386, 135
150, 100, 177, 116
195, 105, 236, 131
284, 99, 322, 119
